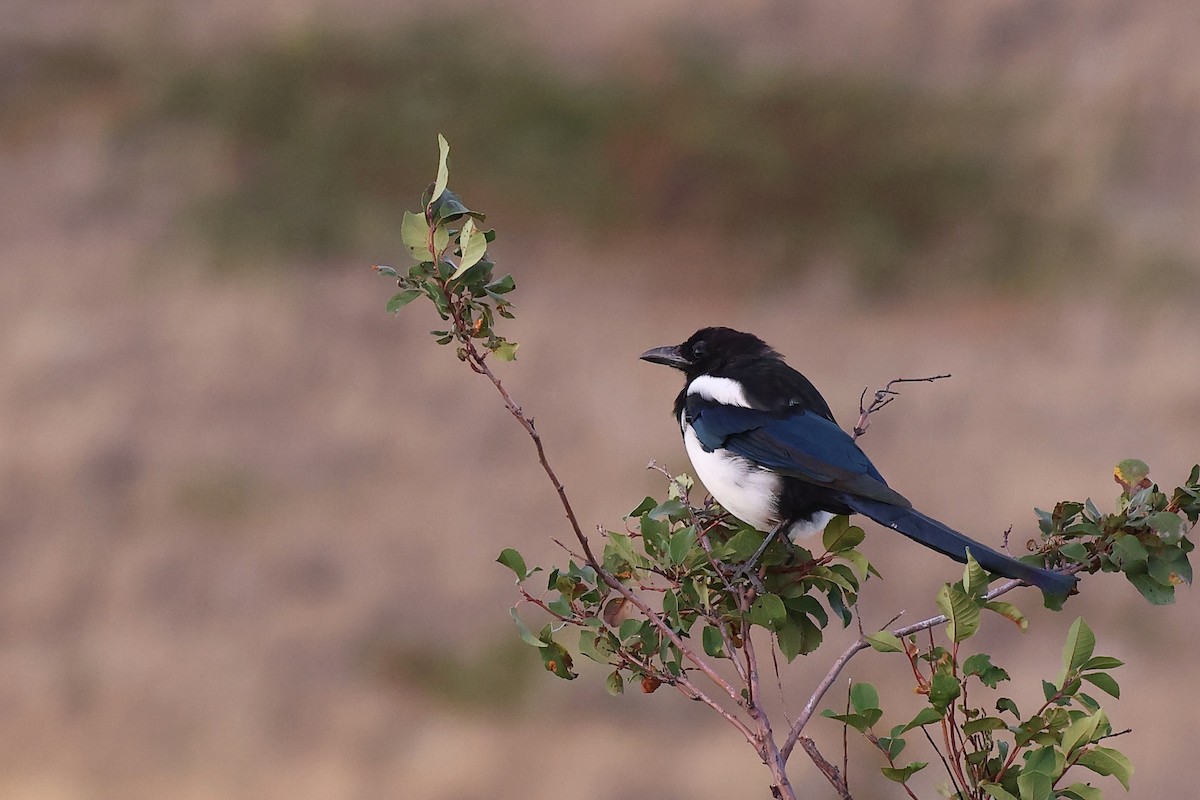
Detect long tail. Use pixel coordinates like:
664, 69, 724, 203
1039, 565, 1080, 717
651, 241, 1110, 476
842, 496, 1075, 598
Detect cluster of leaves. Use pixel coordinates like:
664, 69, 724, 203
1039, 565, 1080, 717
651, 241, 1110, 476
380, 136, 1197, 800
375, 135, 518, 362
499, 472, 874, 690
835, 556, 1129, 799
1037, 459, 1197, 604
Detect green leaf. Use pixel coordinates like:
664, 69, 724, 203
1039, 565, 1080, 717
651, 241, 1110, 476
866, 630, 903, 653
1059, 782, 1103, 800
401, 210, 429, 259
964, 653, 1011, 689
963, 550, 990, 596
850, 682, 880, 714
628, 496, 657, 517
1110, 535, 1149, 572
1082, 656, 1124, 671
1016, 770, 1054, 800
1128, 571, 1175, 604
1061, 617, 1096, 676
1114, 458, 1150, 491
1147, 511, 1184, 543
648, 498, 687, 522
821, 710, 871, 732
777, 613, 822, 661
386, 289, 423, 313
488, 274, 516, 294
902, 707, 944, 732
668, 526, 698, 566
722, 529, 766, 561
702, 625, 725, 658
496, 548, 528, 581
432, 133, 450, 202
605, 670, 624, 696
997, 697, 1021, 717
492, 341, 519, 362
784, 595, 828, 628
1062, 709, 1107, 755
433, 223, 450, 253
618, 618, 643, 642
929, 672, 961, 713
982, 784, 1020, 800
838, 547, 871, 579
984, 600, 1029, 631
667, 473, 694, 500
1074, 746, 1133, 789
604, 531, 646, 570
962, 716, 1007, 736
428, 188, 478, 223
880, 762, 926, 783
660, 588, 678, 622
748, 593, 788, 631
1023, 746, 1061, 776
451, 217, 488, 278
578, 631, 607, 664
1148, 548, 1193, 587
937, 583, 981, 642
1058, 542, 1090, 562
822, 516, 865, 552
639, 514, 670, 557
877, 735, 906, 759
1080, 672, 1120, 698
510, 607, 548, 648
539, 639, 576, 679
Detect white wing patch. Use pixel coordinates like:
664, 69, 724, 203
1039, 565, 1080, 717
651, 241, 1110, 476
686, 375, 752, 408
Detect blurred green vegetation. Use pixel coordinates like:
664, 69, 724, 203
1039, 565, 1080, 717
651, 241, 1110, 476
145, 19, 1108, 293
363, 633, 535, 712
174, 466, 259, 522
8, 16, 1144, 294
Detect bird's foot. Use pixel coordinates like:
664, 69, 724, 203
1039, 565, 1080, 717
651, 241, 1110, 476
729, 562, 767, 593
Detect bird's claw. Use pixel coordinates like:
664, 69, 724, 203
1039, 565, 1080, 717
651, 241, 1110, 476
730, 562, 767, 593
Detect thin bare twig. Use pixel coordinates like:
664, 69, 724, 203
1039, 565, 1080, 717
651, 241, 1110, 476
921, 724, 961, 795
672, 672, 759, 747
852, 374, 951, 440
798, 737, 852, 799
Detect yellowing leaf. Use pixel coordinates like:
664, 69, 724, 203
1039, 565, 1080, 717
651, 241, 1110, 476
432, 133, 450, 203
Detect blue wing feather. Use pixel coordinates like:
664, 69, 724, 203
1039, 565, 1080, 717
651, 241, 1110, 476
687, 399, 910, 507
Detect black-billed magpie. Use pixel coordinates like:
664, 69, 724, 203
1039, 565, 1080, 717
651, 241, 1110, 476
640, 327, 1074, 598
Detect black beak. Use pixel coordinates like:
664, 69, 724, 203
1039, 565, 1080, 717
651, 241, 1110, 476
639, 344, 691, 370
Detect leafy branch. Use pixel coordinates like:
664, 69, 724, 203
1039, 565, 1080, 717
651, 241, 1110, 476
377, 136, 1196, 800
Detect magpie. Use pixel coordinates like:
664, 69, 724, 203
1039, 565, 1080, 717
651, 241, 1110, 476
640, 326, 1074, 599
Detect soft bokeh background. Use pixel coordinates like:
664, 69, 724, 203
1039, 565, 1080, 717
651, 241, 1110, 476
3, 1, 1199, 798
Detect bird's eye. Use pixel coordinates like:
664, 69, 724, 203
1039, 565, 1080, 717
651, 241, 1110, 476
690, 341, 707, 359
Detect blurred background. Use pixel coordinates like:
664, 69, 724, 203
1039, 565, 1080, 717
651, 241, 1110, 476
2, 1, 1199, 797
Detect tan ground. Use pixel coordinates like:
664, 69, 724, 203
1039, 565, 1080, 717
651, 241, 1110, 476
2, 2, 1199, 798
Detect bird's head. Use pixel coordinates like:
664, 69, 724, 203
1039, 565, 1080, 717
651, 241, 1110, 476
639, 327, 780, 379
